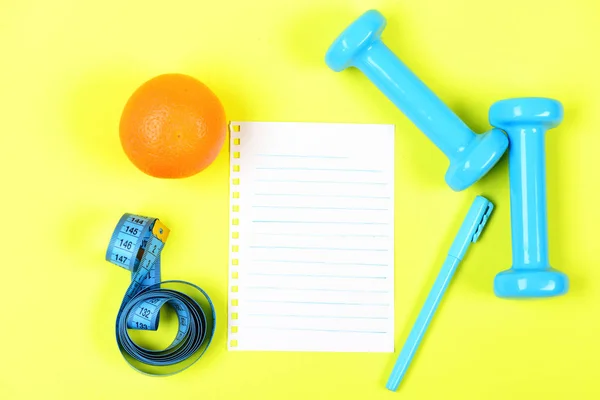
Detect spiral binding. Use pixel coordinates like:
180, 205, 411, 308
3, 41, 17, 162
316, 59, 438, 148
229, 123, 242, 349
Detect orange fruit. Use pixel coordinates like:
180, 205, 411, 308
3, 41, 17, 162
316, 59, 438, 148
119, 73, 226, 178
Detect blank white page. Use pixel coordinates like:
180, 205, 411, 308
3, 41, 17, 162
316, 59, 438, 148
228, 121, 394, 352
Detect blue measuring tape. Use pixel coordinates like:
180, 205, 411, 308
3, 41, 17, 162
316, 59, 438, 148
105, 213, 216, 376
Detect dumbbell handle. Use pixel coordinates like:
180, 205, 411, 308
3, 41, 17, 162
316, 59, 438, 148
507, 126, 549, 269
354, 40, 474, 156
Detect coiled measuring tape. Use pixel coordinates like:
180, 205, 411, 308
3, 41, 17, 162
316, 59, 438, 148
105, 213, 216, 376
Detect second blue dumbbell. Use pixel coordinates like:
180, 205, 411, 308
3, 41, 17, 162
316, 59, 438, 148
325, 10, 508, 191
490, 98, 569, 298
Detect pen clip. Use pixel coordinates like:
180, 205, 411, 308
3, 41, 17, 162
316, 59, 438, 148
447, 196, 494, 260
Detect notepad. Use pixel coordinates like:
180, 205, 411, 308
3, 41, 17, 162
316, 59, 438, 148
228, 121, 395, 352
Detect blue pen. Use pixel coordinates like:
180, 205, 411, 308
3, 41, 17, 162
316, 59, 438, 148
386, 195, 494, 391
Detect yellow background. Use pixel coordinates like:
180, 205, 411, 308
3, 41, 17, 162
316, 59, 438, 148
1, 0, 599, 398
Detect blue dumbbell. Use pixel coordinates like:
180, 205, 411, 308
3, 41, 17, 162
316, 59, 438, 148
490, 98, 568, 298
325, 9, 508, 191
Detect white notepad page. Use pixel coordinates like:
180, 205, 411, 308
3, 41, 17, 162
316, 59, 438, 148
228, 121, 394, 352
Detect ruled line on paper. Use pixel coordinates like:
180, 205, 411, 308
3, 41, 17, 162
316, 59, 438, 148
246, 299, 390, 306
253, 232, 391, 238
247, 272, 387, 279
245, 286, 390, 294
252, 220, 389, 225
253, 193, 391, 199
241, 327, 388, 334
248, 314, 390, 320
251, 259, 388, 267
256, 167, 382, 173
252, 205, 388, 211
249, 245, 388, 252
256, 179, 388, 185
257, 154, 348, 159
